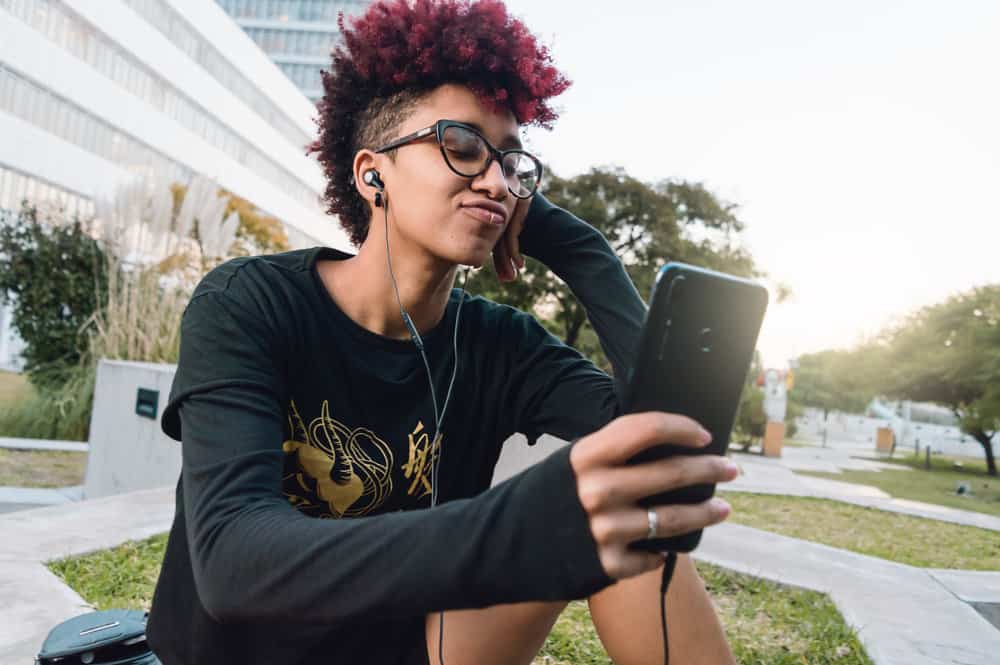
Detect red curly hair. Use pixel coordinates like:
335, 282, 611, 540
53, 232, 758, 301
309, 0, 571, 246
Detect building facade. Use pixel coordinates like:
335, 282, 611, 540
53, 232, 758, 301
0, 0, 351, 369
214, 0, 372, 102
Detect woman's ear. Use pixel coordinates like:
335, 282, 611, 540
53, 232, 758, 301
352, 149, 382, 209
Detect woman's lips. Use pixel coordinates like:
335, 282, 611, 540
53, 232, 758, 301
461, 205, 507, 226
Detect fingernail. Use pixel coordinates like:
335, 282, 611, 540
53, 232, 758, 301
712, 498, 731, 519
725, 460, 740, 476
699, 428, 712, 445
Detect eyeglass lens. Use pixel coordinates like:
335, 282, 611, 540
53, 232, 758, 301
441, 125, 538, 197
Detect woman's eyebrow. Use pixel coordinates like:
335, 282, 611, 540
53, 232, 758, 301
462, 121, 523, 150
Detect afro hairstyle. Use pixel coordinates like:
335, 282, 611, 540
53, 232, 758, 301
308, 0, 571, 247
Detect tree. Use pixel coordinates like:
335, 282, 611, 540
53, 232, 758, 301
467, 166, 767, 370
0, 203, 106, 390
793, 345, 888, 415
880, 285, 999, 476
734, 386, 766, 446
734, 351, 766, 445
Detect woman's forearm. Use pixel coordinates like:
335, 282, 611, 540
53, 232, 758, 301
519, 193, 647, 380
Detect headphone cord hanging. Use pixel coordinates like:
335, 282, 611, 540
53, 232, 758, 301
660, 550, 678, 665
382, 196, 468, 665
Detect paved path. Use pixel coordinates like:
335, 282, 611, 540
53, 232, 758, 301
696, 523, 1000, 664
0, 486, 83, 515
0, 487, 174, 664
725, 447, 1000, 532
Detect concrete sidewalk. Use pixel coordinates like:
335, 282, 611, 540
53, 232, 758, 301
0, 486, 174, 664
725, 447, 1000, 532
696, 523, 1000, 665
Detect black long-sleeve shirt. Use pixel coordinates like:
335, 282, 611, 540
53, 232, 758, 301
146, 194, 647, 665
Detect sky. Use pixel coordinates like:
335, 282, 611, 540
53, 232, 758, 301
498, 0, 1000, 368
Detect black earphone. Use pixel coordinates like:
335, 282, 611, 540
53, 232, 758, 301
371, 165, 468, 665
363, 169, 385, 207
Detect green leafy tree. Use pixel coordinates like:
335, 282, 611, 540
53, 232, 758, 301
734, 386, 766, 446
468, 166, 768, 370
734, 351, 766, 445
793, 345, 888, 415
0, 204, 106, 390
880, 286, 999, 476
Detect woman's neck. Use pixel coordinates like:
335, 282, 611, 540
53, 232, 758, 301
318, 234, 457, 341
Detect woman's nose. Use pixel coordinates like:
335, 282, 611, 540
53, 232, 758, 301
471, 159, 509, 200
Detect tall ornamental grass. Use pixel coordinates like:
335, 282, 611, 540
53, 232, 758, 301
0, 176, 240, 440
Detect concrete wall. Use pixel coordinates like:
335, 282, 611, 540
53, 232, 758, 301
81, 357, 562, 498
84, 359, 180, 499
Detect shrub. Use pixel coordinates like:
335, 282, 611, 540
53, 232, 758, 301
0, 203, 106, 391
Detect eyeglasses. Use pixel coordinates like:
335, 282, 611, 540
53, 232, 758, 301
373, 120, 543, 199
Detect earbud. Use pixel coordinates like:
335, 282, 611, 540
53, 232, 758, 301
362, 169, 384, 190
363, 169, 385, 206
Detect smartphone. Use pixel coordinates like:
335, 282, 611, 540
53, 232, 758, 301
623, 262, 768, 553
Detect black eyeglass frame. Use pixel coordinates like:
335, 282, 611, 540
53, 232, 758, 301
373, 119, 542, 199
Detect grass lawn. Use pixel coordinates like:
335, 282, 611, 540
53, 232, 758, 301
722, 491, 1000, 570
884, 451, 992, 475
0, 448, 88, 487
49, 534, 872, 665
0, 370, 30, 407
796, 453, 1000, 518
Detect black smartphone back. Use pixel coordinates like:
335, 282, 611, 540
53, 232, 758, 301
623, 262, 768, 553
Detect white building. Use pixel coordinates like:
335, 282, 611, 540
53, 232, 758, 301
0, 0, 352, 369
215, 0, 372, 103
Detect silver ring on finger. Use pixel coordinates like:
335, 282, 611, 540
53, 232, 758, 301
646, 507, 658, 539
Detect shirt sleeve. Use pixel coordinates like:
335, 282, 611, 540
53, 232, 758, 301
519, 192, 647, 381
165, 285, 614, 625
507, 194, 648, 443
503, 310, 621, 445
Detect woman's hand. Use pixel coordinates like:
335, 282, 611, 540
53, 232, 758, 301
492, 196, 531, 282
570, 412, 739, 581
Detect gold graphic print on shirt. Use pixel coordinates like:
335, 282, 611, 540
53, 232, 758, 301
282, 400, 393, 518
401, 421, 441, 499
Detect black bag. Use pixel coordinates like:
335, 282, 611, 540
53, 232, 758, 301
36, 609, 160, 665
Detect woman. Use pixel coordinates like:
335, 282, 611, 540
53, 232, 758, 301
146, 1, 738, 664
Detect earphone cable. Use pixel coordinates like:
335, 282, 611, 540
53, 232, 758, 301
382, 196, 466, 665
660, 550, 678, 665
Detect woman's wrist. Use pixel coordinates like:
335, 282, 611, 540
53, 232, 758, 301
518, 192, 596, 268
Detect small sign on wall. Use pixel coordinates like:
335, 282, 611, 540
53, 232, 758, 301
135, 388, 159, 420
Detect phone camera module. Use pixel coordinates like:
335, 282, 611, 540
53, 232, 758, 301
698, 327, 713, 353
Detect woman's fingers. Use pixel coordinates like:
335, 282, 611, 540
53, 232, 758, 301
570, 411, 739, 581
644, 498, 731, 541
590, 500, 731, 579
491, 234, 514, 281
508, 196, 529, 270
491, 197, 530, 282
572, 412, 711, 470
504, 229, 520, 277
577, 455, 738, 512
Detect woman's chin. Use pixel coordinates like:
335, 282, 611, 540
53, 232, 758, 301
446, 245, 492, 270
